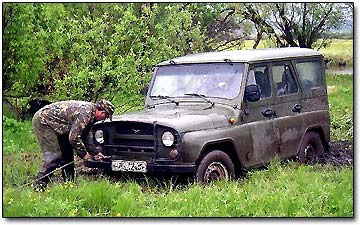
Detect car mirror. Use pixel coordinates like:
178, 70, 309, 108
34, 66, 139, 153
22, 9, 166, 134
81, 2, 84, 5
245, 84, 260, 102
140, 86, 149, 96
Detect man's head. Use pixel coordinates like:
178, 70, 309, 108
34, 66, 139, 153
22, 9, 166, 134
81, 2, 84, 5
95, 99, 115, 121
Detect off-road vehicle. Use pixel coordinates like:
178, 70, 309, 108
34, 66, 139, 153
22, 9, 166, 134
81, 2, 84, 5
85, 47, 330, 183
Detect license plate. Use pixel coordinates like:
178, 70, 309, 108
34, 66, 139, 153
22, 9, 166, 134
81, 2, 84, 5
111, 160, 147, 172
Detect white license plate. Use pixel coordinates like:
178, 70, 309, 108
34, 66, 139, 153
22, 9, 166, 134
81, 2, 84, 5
111, 160, 147, 172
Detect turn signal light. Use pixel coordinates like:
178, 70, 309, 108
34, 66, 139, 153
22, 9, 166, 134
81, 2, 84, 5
229, 117, 236, 124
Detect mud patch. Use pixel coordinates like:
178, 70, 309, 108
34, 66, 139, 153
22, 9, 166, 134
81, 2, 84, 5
321, 140, 353, 167
75, 158, 104, 177
74, 141, 353, 181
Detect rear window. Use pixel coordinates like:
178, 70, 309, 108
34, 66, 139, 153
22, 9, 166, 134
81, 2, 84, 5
295, 60, 324, 91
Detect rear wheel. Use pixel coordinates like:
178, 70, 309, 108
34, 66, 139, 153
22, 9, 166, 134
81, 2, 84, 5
297, 131, 324, 164
196, 150, 235, 184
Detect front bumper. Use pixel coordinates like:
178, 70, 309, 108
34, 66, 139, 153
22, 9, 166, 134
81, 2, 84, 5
84, 159, 196, 174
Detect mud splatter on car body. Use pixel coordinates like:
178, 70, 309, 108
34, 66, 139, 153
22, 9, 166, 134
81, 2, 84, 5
86, 48, 331, 183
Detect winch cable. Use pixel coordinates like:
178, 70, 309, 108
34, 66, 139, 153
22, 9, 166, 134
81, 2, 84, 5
18, 158, 81, 189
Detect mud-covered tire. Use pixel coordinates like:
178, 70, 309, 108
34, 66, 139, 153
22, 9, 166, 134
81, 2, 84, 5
196, 150, 235, 184
297, 131, 325, 164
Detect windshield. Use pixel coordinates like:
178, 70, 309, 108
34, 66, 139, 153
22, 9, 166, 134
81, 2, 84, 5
150, 63, 245, 99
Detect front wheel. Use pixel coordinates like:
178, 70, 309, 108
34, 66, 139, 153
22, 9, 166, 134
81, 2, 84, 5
196, 150, 235, 184
297, 131, 325, 164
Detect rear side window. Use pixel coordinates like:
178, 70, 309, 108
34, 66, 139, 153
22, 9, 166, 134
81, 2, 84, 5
295, 61, 323, 91
272, 64, 298, 96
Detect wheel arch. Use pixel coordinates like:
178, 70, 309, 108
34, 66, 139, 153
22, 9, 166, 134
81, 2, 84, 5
195, 139, 242, 176
298, 125, 329, 154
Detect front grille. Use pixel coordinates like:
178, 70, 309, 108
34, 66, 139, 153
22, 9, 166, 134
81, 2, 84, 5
114, 122, 154, 135
95, 121, 180, 161
103, 121, 156, 153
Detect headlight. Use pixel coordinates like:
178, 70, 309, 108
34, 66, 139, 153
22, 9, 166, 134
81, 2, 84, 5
95, 130, 104, 144
162, 131, 174, 147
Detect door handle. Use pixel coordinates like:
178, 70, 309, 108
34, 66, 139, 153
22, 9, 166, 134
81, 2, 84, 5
262, 108, 273, 117
292, 104, 302, 113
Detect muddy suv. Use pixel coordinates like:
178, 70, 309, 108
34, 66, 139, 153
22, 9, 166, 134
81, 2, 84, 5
86, 47, 330, 183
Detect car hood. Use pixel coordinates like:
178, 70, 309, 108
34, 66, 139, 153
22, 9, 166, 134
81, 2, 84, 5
109, 104, 235, 133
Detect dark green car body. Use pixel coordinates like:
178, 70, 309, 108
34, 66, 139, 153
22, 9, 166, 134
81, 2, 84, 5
87, 48, 330, 180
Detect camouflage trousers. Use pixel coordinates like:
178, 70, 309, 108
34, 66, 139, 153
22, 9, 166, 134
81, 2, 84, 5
32, 111, 74, 189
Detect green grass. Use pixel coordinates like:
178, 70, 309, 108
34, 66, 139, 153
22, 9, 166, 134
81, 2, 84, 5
3, 161, 353, 217
326, 74, 353, 141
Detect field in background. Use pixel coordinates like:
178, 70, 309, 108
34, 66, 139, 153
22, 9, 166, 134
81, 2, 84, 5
318, 39, 353, 66
243, 39, 353, 66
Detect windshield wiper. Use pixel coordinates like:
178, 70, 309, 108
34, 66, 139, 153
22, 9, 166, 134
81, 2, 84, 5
150, 95, 179, 106
184, 93, 215, 108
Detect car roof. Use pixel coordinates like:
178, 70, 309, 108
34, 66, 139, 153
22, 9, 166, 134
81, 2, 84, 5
157, 47, 323, 66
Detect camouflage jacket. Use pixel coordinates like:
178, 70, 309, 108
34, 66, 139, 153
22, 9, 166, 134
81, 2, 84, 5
38, 100, 97, 158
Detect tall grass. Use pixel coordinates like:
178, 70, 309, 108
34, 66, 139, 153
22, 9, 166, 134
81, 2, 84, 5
3, 161, 353, 217
326, 74, 353, 141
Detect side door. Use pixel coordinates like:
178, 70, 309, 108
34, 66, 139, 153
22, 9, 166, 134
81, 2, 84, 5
242, 64, 280, 166
270, 61, 303, 158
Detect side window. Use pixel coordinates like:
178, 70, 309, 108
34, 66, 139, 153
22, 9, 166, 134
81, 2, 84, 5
272, 64, 298, 96
246, 66, 271, 99
295, 60, 323, 91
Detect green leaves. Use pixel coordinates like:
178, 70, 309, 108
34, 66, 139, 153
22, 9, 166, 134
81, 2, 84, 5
3, 3, 352, 116
3, 3, 218, 114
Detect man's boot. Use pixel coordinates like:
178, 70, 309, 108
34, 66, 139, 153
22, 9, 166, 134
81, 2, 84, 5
34, 152, 61, 191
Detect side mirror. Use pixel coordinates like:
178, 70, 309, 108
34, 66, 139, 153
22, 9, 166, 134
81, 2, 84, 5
140, 86, 149, 96
245, 84, 260, 102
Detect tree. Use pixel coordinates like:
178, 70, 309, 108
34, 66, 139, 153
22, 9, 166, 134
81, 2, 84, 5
2, 3, 67, 116
182, 3, 252, 51
238, 3, 351, 49
2, 3, 213, 116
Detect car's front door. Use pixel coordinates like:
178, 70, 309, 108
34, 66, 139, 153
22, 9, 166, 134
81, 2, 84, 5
242, 64, 280, 167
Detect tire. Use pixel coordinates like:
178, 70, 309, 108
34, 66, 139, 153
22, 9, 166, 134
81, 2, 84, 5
196, 150, 235, 184
297, 131, 325, 164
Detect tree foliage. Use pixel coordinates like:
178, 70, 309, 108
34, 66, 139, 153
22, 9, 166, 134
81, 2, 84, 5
2, 3, 351, 118
2, 3, 206, 115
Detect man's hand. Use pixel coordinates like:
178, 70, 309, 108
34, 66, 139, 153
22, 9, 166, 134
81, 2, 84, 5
94, 152, 105, 161
83, 152, 91, 160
